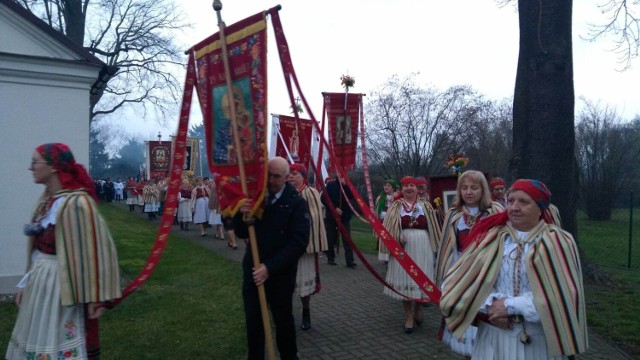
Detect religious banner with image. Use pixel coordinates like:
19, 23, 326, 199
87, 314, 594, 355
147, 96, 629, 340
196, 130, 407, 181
191, 11, 268, 216
171, 137, 200, 174
147, 141, 172, 178
274, 114, 314, 166
324, 92, 362, 172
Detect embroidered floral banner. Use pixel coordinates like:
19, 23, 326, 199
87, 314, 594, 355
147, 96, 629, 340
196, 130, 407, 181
324, 92, 361, 172
192, 12, 269, 215
275, 115, 314, 166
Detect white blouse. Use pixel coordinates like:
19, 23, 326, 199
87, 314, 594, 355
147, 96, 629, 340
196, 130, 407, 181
482, 228, 541, 323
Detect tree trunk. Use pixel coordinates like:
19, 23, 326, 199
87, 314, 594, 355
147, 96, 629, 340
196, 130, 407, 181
511, 0, 577, 236
62, 0, 86, 46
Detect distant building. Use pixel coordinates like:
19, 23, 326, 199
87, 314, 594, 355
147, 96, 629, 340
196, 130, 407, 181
0, 0, 113, 293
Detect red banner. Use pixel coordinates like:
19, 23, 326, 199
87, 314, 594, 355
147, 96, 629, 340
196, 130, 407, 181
275, 115, 313, 166
325, 92, 361, 172
192, 12, 269, 215
148, 141, 172, 174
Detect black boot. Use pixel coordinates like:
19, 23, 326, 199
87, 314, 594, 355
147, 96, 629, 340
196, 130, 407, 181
180, 222, 184, 230
301, 308, 311, 331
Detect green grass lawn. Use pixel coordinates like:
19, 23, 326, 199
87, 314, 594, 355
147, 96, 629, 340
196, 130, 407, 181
577, 208, 640, 357
1, 204, 246, 359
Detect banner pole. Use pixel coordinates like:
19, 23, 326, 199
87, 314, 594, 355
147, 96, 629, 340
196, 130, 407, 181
213, 2, 276, 360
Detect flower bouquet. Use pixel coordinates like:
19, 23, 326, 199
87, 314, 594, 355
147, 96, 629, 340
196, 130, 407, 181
445, 154, 469, 175
340, 74, 355, 89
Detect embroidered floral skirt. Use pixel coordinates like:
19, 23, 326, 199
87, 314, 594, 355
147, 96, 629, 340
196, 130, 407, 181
383, 228, 435, 300
295, 253, 318, 298
5, 253, 87, 360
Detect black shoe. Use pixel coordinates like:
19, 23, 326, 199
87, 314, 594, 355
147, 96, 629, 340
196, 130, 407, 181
327, 260, 337, 265
301, 309, 311, 331
346, 263, 357, 269
404, 326, 414, 334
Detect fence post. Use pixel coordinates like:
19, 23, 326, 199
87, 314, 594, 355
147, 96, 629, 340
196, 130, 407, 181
629, 191, 634, 269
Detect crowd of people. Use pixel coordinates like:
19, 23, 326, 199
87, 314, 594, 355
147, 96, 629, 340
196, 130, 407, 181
7, 144, 588, 360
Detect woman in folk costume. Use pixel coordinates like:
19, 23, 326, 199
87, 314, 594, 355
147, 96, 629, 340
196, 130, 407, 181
416, 176, 430, 202
177, 178, 193, 231
124, 176, 138, 212
208, 180, 228, 243
207, 181, 228, 242
490, 177, 508, 209
380, 176, 441, 334
191, 177, 210, 237
375, 178, 399, 262
142, 177, 160, 220
6, 143, 121, 360
440, 179, 588, 359
437, 170, 504, 358
288, 163, 328, 331
135, 180, 145, 209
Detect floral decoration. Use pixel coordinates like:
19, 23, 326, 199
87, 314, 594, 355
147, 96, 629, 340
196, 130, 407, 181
340, 74, 355, 89
445, 154, 469, 175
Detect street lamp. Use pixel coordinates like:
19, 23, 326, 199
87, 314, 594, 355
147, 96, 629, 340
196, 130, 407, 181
157, 131, 162, 143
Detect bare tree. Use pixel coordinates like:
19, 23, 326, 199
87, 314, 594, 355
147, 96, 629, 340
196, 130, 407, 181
585, 0, 640, 70
15, 0, 188, 123
463, 99, 513, 178
576, 99, 640, 220
364, 74, 485, 179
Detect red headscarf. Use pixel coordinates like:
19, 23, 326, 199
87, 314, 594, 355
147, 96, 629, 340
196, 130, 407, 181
466, 179, 554, 246
489, 177, 506, 190
290, 163, 307, 178
36, 143, 98, 201
401, 176, 418, 187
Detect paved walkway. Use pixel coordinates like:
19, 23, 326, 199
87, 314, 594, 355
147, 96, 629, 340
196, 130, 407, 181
116, 202, 632, 360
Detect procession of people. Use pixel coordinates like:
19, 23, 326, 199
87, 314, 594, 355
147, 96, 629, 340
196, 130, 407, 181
5, 139, 590, 360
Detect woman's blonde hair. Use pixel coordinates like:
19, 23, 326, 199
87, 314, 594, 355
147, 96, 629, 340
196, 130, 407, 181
452, 170, 493, 211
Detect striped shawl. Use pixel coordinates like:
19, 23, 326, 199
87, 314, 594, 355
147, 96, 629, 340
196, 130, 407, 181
440, 220, 588, 356
53, 191, 122, 306
299, 186, 328, 254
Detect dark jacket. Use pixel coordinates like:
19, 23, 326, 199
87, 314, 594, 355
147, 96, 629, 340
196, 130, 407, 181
234, 182, 310, 278
322, 180, 354, 222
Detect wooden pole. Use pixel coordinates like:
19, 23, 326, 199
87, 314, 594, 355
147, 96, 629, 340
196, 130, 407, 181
212, 2, 276, 359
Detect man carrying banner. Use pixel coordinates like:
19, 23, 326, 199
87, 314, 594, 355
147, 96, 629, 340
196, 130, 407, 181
234, 157, 310, 360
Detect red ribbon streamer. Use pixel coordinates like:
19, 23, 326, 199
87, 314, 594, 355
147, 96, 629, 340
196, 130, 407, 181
108, 53, 195, 307
269, 9, 441, 303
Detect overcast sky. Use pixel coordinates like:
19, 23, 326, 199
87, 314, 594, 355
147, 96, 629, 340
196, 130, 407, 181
113, 0, 639, 141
